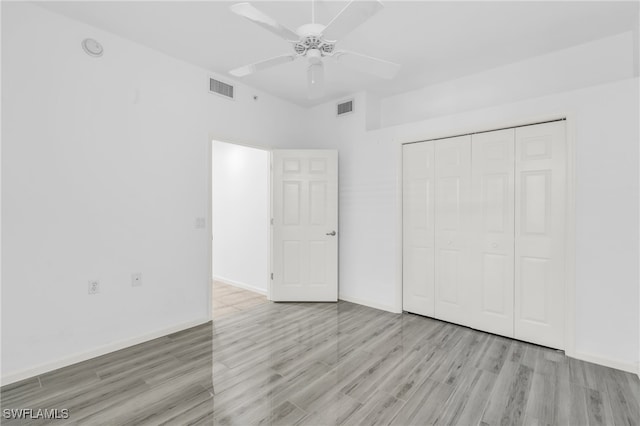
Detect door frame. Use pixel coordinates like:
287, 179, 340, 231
207, 135, 273, 320
394, 113, 577, 358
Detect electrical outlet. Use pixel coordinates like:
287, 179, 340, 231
195, 217, 206, 229
88, 280, 100, 295
131, 272, 142, 287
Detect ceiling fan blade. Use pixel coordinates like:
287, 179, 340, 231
230, 3, 299, 41
334, 50, 400, 79
307, 62, 325, 99
230, 54, 297, 77
322, 0, 383, 41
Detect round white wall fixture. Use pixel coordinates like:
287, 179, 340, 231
81, 38, 103, 57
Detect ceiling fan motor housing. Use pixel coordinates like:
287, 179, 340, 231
294, 23, 335, 57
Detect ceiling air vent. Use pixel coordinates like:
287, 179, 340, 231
337, 99, 354, 116
209, 78, 234, 99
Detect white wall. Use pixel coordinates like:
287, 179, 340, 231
1, 3, 307, 382
2, 1, 639, 382
380, 31, 637, 128
212, 142, 269, 294
307, 34, 639, 372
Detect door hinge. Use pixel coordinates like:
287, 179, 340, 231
270, 273, 273, 280
270, 218, 274, 225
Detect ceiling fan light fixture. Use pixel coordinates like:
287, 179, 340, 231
308, 63, 323, 85
307, 48, 322, 65
307, 63, 324, 99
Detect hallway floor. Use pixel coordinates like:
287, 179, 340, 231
212, 280, 268, 319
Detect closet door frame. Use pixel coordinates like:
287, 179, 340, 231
396, 114, 576, 358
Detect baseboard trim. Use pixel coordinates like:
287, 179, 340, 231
339, 294, 401, 314
213, 276, 267, 296
572, 351, 638, 374
1, 317, 210, 386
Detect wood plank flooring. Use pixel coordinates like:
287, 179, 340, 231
2, 301, 638, 425
212, 281, 268, 319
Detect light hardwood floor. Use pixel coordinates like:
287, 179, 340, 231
212, 280, 268, 319
1, 301, 638, 425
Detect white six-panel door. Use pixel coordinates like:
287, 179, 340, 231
272, 150, 338, 302
402, 121, 566, 350
402, 142, 435, 317
515, 121, 566, 349
434, 136, 472, 327
470, 129, 515, 338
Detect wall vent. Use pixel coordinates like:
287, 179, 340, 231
209, 78, 234, 99
337, 99, 354, 116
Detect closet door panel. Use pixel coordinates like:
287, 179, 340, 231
434, 135, 472, 326
402, 142, 435, 317
470, 129, 515, 338
515, 121, 566, 349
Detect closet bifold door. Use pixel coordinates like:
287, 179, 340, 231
402, 142, 435, 317
470, 129, 515, 338
434, 135, 472, 326
514, 121, 566, 349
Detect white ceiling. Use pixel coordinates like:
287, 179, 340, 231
36, 1, 639, 107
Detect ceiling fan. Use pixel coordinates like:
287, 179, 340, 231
229, 0, 401, 99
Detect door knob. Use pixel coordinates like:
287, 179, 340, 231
326, 231, 336, 236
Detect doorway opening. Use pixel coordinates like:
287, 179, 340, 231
210, 140, 271, 319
